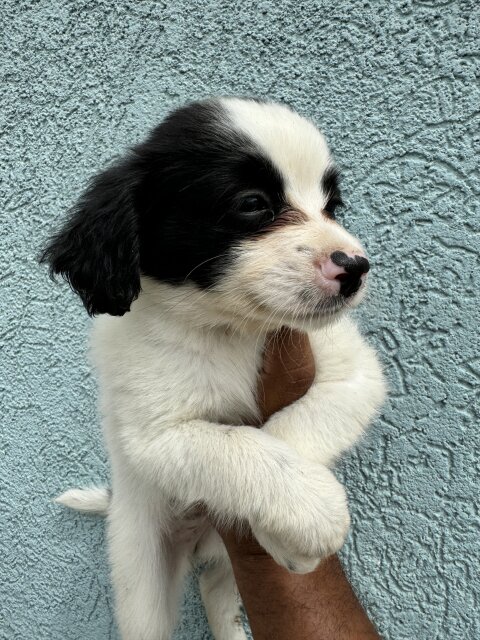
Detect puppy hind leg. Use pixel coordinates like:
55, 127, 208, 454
108, 504, 189, 640
200, 560, 248, 640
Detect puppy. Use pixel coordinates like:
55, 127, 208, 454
42, 98, 386, 640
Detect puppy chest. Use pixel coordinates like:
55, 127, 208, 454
94, 318, 265, 426
182, 343, 262, 424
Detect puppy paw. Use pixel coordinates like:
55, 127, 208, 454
252, 506, 349, 574
251, 471, 351, 573
250, 530, 323, 574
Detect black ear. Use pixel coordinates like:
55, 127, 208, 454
41, 159, 142, 316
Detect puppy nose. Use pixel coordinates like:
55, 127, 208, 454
322, 251, 370, 297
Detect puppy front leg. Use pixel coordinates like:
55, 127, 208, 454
263, 319, 386, 466
122, 421, 349, 572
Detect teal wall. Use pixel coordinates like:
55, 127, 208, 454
2, 1, 479, 638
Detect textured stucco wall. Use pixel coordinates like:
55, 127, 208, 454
2, 1, 479, 638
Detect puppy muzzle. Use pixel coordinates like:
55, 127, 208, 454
316, 250, 370, 298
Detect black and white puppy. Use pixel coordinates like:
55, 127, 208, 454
43, 98, 386, 640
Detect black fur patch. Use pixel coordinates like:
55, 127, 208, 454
40, 159, 142, 316
135, 100, 285, 289
321, 166, 343, 219
41, 99, 287, 315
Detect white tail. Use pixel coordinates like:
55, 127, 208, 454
54, 487, 111, 515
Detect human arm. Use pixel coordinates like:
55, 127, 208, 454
262, 318, 386, 466
223, 530, 380, 640
220, 326, 381, 639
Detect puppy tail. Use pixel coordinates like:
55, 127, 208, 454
54, 486, 111, 515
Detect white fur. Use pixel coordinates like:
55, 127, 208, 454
55, 100, 386, 640
55, 487, 110, 514
59, 295, 385, 639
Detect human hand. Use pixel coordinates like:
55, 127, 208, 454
257, 326, 316, 422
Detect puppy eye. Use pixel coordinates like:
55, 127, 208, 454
239, 194, 271, 213
323, 197, 343, 219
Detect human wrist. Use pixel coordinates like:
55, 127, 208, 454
220, 529, 380, 640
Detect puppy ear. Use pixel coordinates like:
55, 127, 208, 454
41, 159, 141, 316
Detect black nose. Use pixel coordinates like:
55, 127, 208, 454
330, 251, 370, 297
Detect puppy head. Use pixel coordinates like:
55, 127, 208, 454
42, 98, 369, 328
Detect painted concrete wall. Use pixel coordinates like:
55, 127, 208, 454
2, 1, 479, 638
